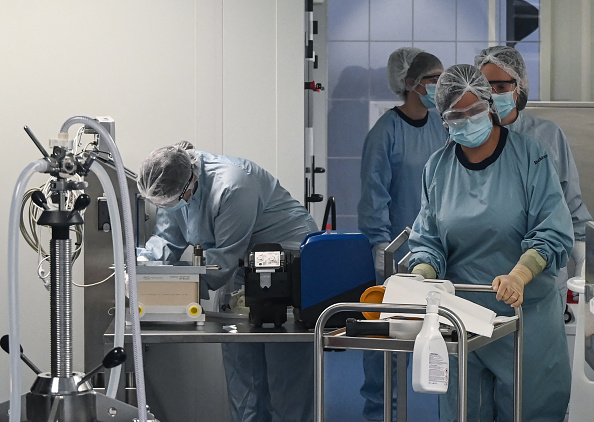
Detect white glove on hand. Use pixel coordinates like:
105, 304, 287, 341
373, 242, 391, 280
572, 240, 586, 278
492, 264, 532, 308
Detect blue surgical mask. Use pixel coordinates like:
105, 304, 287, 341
448, 113, 493, 148
492, 91, 516, 120
168, 198, 190, 211
419, 84, 437, 109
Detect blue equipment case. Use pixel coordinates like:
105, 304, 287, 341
294, 231, 376, 328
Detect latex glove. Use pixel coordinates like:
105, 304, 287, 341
373, 242, 391, 278
492, 264, 532, 308
572, 240, 586, 278
411, 263, 437, 280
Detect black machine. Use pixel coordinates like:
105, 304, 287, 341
243, 231, 376, 328
244, 243, 298, 327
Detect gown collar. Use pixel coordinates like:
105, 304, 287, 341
393, 106, 429, 128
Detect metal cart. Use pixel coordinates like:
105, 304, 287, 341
314, 285, 523, 422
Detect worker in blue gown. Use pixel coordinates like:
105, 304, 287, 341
475, 45, 592, 311
136, 143, 318, 422
408, 64, 574, 421
357, 46, 448, 421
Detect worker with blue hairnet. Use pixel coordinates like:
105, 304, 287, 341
475, 46, 592, 312
357, 46, 447, 421
409, 64, 573, 421
137, 143, 318, 422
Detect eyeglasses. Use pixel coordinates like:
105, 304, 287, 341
178, 173, 194, 201
489, 79, 517, 94
442, 100, 490, 128
155, 173, 194, 209
420, 74, 441, 85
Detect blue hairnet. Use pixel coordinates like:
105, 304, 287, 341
474, 45, 529, 111
137, 145, 195, 206
435, 64, 498, 121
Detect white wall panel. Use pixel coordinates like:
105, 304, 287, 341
222, 1, 279, 172
277, 0, 306, 200
196, 0, 224, 153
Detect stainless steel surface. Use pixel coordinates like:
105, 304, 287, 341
514, 306, 523, 422
104, 311, 317, 422
323, 317, 519, 354
586, 221, 594, 290
30, 372, 92, 395
395, 352, 406, 422
383, 228, 411, 281
83, 160, 144, 372
0, 391, 158, 422
383, 350, 393, 422
585, 222, 594, 372
314, 295, 523, 422
105, 314, 315, 344
136, 262, 207, 276
51, 239, 72, 378
26, 390, 97, 422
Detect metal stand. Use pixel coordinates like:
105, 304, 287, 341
1, 134, 157, 421
314, 289, 523, 422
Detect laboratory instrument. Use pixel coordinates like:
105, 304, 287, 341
0, 117, 157, 422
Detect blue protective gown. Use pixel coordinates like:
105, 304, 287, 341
358, 107, 448, 261
409, 128, 574, 421
357, 107, 447, 420
139, 151, 318, 422
509, 112, 592, 307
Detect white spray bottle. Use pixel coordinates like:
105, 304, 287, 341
412, 290, 449, 393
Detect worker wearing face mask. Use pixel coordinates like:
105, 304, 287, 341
409, 64, 573, 421
475, 46, 592, 311
137, 143, 318, 422
357, 47, 448, 421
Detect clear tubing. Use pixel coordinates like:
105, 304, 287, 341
8, 159, 51, 422
60, 116, 147, 422
90, 161, 125, 398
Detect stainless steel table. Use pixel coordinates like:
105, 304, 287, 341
104, 312, 316, 344
103, 312, 319, 421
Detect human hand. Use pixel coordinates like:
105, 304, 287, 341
492, 274, 524, 307
493, 264, 533, 308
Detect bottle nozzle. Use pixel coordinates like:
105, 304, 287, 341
426, 291, 441, 313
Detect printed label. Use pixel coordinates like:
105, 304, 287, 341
428, 351, 449, 386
